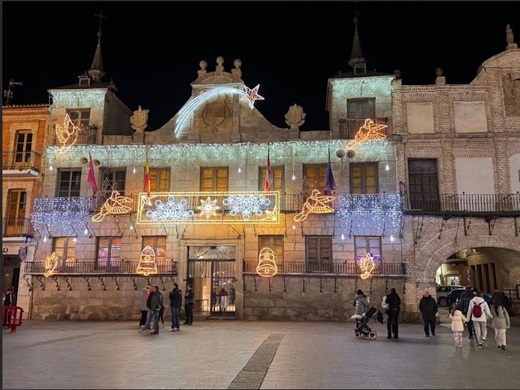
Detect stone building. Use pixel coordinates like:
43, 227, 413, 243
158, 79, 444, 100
2, 103, 49, 312
13, 19, 520, 321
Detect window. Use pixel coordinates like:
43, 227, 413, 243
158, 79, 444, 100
101, 168, 126, 194
259, 235, 284, 270
97, 237, 122, 269
303, 164, 327, 196
54, 237, 76, 267
57, 169, 82, 197
305, 236, 332, 273
350, 163, 378, 194
14, 131, 33, 164
149, 168, 170, 192
354, 236, 381, 261
347, 98, 375, 119
408, 159, 440, 211
259, 166, 284, 192
6, 189, 27, 235
66, 109, 91, 128
200, 167, 228, 192
142, 236, 166, 263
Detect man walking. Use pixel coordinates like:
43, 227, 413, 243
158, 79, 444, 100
169, 283, 182, 332
385, 288, 401, 339
149, 285, 163, 335
184, 284, 194, 325
419, 290, 438, 337
458, 287, 476, 339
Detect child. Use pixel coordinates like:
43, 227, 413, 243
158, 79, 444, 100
449, 305, 466, 348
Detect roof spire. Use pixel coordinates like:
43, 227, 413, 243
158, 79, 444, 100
88, 10, 107, 82
348, 11, 367, 72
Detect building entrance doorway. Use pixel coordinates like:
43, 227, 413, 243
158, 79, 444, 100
187, 245, 236, 318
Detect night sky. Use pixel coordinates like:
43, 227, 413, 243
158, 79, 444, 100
3, 1, 519, 131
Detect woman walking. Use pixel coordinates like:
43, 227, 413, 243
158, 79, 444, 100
492, 295, 511, 350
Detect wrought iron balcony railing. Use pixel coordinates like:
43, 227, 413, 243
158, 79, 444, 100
338, 117, 389, 139
244, 260, 407, 276
402, 193, 520, 216
48, 125, 98, 146
2, 217, 35, 237
2, 150, 42, 172
24, 259, 178, 276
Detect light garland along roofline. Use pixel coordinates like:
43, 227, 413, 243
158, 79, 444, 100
46, 139, 397, 167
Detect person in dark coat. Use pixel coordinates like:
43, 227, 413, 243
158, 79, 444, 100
3, 289, 16, 306
149, 285, 163, 335
169, 283, 182, 331
184, 284, 194, 325
385, 288, 401, 339
458, 287, 476, 339
419, 290, 438, 337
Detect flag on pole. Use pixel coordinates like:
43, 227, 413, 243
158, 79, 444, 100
264, 147, 273, 193
324, 148, 337, 195
144, 148, 151, 197
87, 152, 98, 195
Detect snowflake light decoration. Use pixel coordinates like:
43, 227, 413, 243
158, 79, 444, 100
223, 194, 270, 220
144, 196, 195, 221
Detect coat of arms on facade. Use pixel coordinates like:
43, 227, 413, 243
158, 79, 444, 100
285, 104, 306, 130
201, 94, 232, 133
130, 106, 149, 133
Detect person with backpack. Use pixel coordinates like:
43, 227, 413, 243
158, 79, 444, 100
467, 290, 493, 349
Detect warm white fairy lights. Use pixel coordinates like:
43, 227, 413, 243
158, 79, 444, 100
174, 84, 264, 137
137, 192, 280, 224
357, 252, 380, 279
50, 90, 106, 108
91, 190, 133, 222
44, 252, 59, 277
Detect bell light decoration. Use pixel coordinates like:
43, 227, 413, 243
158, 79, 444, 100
136, 245, 158, 276
256, 247, 278, 277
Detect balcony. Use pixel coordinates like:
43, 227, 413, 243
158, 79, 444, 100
24, 259, 178, 276
2, 151, 42, 176
48, 125, 98, 146
244, 260, 406, 276
402, 193, 520, 217
338, 117, 389, 139
2, 217, 35, 237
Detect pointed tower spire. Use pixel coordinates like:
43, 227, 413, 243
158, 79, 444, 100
88, 11, 107, 82
348, 12, 367, 74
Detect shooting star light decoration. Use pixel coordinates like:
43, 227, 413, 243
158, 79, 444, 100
174, 84, 264, 137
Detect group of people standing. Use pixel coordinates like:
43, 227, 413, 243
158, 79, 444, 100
139, 283, 195, 335
450, 287, 511, 350
354, 286, 512, 350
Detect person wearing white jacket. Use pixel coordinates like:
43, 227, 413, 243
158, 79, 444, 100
467, 290, 493, 349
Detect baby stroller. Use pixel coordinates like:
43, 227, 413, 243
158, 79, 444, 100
351, 306, 383, 340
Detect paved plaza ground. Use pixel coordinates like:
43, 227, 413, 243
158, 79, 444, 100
2, 310, 520, 389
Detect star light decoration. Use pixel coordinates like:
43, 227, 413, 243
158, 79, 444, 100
294, 189, 335, 222
197, 197, 220, 219
174, 84, 264, 137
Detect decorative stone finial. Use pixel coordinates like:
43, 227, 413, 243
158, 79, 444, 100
506, 24, 517, 49
435, 68, 443, 77
394, 69, 402, 79
232, 59, 242, 78
198, 60, 208, 77
435, 68, 446, 85
216, 56, 224, 73
285, 104, 306, 130
130, 105, 149, 134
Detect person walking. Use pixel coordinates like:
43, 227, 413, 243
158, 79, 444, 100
184, 284, 194, 325
141, 285, 155, 333
149, 285, 163, 335
449, 305, 466, 348
419, 290, 438, 337
139, 285, 150, 330
467, 290, 493, 349
458, 287, 476, 339
169, 283, 182, 332
385, 288, 401, 340
491, 294, 511, 350
3, 289, 16, 306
